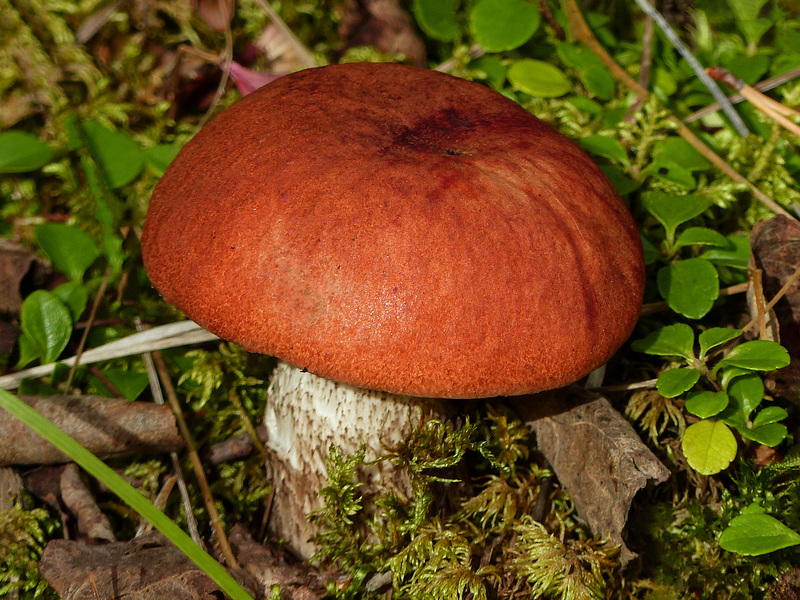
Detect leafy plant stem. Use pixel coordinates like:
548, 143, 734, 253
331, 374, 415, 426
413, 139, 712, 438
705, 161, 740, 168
0, 389, 253, 600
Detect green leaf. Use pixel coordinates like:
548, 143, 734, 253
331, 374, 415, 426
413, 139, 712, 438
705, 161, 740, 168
742, 422, 788, 447
699, 327, 742, 359
646, 158, 697, 190
81, 121, 144, 189
579, 135, 628, 165
20, 290, 73, 364
752, 406, 789, 427
657, 368, 701, 398
0, 131, 56, 173
16, 331, 41, 369
51, 281, 88, 322
657, 258, 719, 319
99, 366, 151, 401
0, 389, 254, 600
631, 323, 695, 361
507, 59, 571, 97
600, 165, 638, 195
470, 0, 540, 52
718, 340, 791, 371
719, 512, 800, 556
469, 55, 507, 89
35, 223, 99, 282
557, 43, 604, 71
652, 137, 712, 172
413, 0, 459, 41
580, 66, 615, 101
143, 144, 181, 176
674, 227, 730, 250
720, 372, 765, 429
641, 192, 710, 244
724, 54, 770, 85
639, 231, 659, 265
718, 365, 752, 390
681, 420, 737, 475
702, 235, 750, 269
685, 391, 729, 419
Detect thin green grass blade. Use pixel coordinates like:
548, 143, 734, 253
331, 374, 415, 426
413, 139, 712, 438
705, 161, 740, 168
0, 389, 253, 600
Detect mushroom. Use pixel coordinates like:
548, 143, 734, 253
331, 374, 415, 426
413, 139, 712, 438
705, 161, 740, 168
141, 63, 644, 559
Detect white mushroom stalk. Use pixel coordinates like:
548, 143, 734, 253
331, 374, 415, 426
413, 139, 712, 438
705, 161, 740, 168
264, 361, 446, 559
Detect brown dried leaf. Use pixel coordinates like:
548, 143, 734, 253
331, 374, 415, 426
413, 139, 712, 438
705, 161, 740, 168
339, 0, 426, 66
751, 215, 800, 405
230, 523, 332, 600
0, 395, 183, 466
510, 385, 670, 566
0, 239, 36, 315
194, 0, 234, 32
60, 463, 116, 542
39, 532, 252, 600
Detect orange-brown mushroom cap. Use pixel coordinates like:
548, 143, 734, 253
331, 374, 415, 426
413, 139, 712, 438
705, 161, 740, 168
141, 63, 644, 399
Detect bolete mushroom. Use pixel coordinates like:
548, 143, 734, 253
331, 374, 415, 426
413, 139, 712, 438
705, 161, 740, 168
141, 63, 644, 559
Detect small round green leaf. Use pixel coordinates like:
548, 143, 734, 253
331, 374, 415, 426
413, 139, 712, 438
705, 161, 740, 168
144, 144, 181, 177
81, 121, 144, 189
557, 43, 604, 70
656, 368, 701, 398
652, 137, 712, 172
701, 234, 750, 269
631, 323, 695, 361
685, 391, 729, 418
719, 512, 800, 556
52, 281, 89, 322
413, 0, 459, 41
674, 227, 730, 250
35, 223, 99, 282
753, 406, 789, 427
0, 131, 56, 173
720, 372, 764, 429
743, 422, 788, 447
20, 290, 73, 364
470, 0, 540, 52
699, 327, 742, 359
579, 66, 615, 101
508, 60, 570, 97
657, 258, 719, 319
719, 340, 791, 371
641, 192, 710, 242
681, 420, 737, 475
579, 135, 628, 165
646, 158, 697, 190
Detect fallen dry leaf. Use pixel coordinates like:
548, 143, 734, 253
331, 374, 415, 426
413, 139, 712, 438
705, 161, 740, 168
0, 238, 36, 315
0, 395, 183, 466
750, 215, 800, 405
60, 462, 116, 542
39, 531, 256, 600
194, 0, 235, 32
510, 385, 670, 566
230, 523, 334, 600
339, 0, 426, 66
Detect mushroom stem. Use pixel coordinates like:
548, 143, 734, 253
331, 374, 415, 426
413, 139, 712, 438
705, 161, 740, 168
263, 360, 447, 559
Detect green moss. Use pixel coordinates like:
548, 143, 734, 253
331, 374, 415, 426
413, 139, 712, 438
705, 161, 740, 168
0, 498, 59, 599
